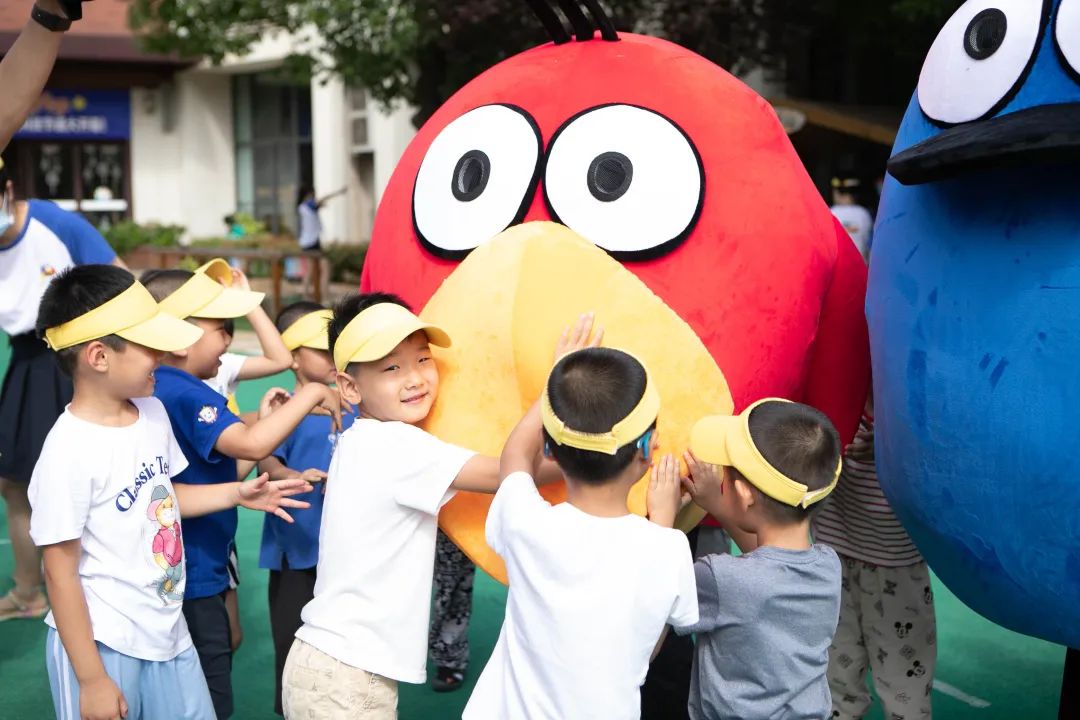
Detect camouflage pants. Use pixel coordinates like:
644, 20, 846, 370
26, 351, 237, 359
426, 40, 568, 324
828, 556, 937, 720
429, 530, 475, 671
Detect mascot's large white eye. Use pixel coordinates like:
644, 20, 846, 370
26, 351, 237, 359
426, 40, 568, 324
413, 104, 541, 258
918, 0, 1049, 125
543, 104, 703, 260
1057, 0, 1080, 80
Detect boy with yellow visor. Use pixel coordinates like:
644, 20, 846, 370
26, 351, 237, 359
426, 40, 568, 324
141, 262, 343, 720
28, 264, 315, 720
282, 293, 573, 719
464, 345, 699, 720
675, 398, 844, 720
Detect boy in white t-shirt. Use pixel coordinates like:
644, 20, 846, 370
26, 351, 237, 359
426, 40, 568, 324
281, 293, 571, 719
29, 264, 316, 720
464, 346, 699, 720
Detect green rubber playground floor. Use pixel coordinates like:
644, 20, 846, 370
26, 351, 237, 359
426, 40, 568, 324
0, 337, 1066, 719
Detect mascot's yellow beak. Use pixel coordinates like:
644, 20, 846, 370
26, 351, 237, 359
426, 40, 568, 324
420, 221, 733, 583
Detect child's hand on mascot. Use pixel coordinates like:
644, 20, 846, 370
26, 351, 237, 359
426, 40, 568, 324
647, 453, 691, 529
554, 312, 603, 363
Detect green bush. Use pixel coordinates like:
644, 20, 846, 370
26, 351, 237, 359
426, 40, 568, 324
103, 221, 184, 257
323, 243, 367, 283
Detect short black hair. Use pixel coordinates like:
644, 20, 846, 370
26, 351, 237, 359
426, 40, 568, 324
327, 292, 410, 365
140, 268, 193, 303
276, 300, 326, 334
542, 347, 654, 485
35, 264, 134, 376
740, 401, 842, 524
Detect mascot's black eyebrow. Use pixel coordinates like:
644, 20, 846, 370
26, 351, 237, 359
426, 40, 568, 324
524, 0, 620, 44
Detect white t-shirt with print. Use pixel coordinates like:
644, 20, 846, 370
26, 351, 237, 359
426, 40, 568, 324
463, 472, 700, 720
204, 351, 247, 398
28, 397, 192, 661
295, 419, 474, 683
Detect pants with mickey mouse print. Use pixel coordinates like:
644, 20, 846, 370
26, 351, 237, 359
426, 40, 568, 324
429, 530, 475, 673
828, 556, 937, 720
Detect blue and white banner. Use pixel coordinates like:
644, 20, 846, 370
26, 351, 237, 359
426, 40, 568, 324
15, 90, 131, 141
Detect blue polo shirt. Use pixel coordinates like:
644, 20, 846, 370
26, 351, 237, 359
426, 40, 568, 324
153, 365, 241, 600
259, 410, 355, 571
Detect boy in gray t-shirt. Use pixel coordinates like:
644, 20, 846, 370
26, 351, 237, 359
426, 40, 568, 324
678, 398, 844, 720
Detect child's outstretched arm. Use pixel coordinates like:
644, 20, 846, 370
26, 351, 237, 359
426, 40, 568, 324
42, 540, 128, 720
230, 269, 292, 381
259, 454, 328, 484
175, 473, 314, 523
215, 384, 343, 461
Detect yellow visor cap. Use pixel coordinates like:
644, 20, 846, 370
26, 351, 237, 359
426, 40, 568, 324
44, 282, 204, 352
333, 302, 451, 372
541, 350, 660, 455
158, 258, 265, 320
690, 398, 840, 508
281, 309, 333, 351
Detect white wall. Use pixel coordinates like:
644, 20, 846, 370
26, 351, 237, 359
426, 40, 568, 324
311, 76, 349, 244
131, 25, 415, 246
130, 71, 236, 241
370, 102, 416, 203
311, 81, 416, 245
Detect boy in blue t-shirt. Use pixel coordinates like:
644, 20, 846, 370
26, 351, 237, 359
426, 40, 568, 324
256, 300, 354, 716
142, 262, 343, 720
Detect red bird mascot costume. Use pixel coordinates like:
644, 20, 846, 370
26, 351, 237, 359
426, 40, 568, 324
361, 2, 869, 581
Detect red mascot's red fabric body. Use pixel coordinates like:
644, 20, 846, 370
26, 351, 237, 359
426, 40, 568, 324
361, 31, 869, 581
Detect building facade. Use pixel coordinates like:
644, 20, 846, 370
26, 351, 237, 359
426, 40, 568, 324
0, 0, 415, 244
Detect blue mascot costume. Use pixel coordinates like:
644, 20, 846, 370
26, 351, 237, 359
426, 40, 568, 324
869, 0, 1080, 701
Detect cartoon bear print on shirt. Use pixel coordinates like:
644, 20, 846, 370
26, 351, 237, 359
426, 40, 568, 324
147, 484, 184, 603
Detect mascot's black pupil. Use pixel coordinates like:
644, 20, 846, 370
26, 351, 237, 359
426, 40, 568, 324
452, 150, 490, 202
965, 9, 1007, 61
587, 151, 633, 202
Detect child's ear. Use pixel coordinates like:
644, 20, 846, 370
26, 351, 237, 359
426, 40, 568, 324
337, 371, 361, 405
83, 340, 111, 374
733, 476, 755, 510
291, 350, 301, 372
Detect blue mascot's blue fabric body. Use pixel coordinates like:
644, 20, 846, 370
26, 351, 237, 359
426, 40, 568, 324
869, 0, 1080, 648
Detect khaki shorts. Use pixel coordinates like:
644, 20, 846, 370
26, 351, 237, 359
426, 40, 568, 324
282, 638, 399, 719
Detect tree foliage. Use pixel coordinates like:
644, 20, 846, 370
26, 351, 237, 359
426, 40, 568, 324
129, 0, 957, 126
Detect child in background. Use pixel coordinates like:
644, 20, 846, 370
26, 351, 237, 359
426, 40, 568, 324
281, 293, 567, 719
142, 262, 343, 720
257, 300, 354, 716
200, 264, 292, 653
463, 346, 699, 720
30, 265, 313, 720
812, 393, 937, 720
204, 266, 292, 416
679, 399, 843, 720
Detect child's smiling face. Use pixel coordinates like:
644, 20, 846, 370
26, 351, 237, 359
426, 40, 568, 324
338, 331, 440, 424
173, 317, 231, 379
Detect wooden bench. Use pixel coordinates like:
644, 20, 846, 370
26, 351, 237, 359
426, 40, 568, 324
135, 246, 329, 317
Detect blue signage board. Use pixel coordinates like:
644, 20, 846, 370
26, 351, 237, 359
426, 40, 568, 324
15, 90, 131, 141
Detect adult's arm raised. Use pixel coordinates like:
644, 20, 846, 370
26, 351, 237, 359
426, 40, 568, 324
0, 0, 84, 152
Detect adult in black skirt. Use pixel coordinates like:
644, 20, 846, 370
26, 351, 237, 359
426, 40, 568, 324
0, 157, 122, 620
